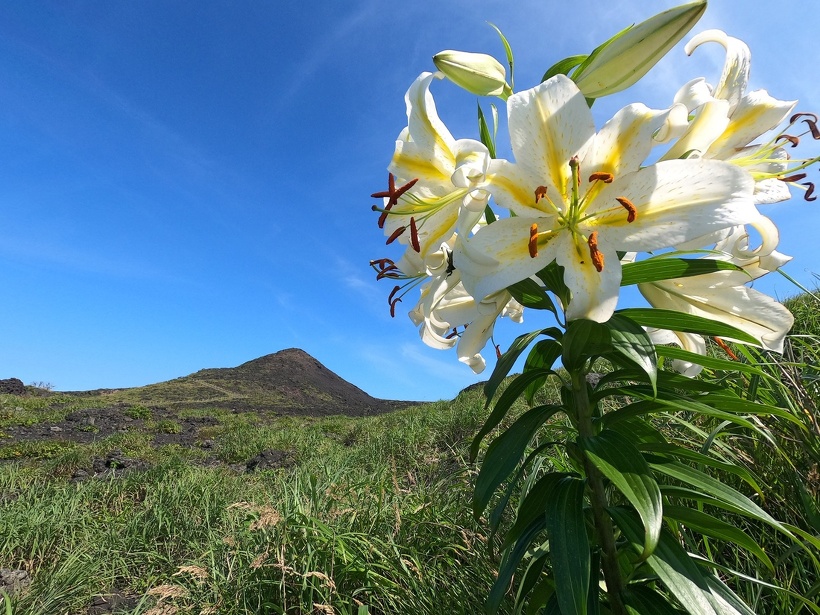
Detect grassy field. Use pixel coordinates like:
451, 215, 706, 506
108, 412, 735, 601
1, 295, 819, 614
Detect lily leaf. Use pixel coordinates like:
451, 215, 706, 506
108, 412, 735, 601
664, 505, 773, 572
484, 327, 561, 407
541, 53, 588, 82
474, 402, 562, 516
507, 277, 558, 314
562, 319, 612, 370
477, 103, 497, 159
523, 339, 562, 404
616, 308, 758, 345
609, 507, 718, 615
580, 430, 662, 559
546, 476, 590, 615
648, 459, 790, 537
621, 257, 742, 287
606, 313, 657, 394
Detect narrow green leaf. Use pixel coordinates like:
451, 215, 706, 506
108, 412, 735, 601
515, 552, 550, 614
609, 507, 718, 615
602, 396, 758, 432
487, 522, 544, 614
541, 53, 588, 82
620, 258, 742, 287
503, 471, 570, 550
483, 327, 560, 407
473, 364, 559, 460
701, 572, 759, 615
523, 339, 562, 404
624, 585, 687, 614
580, 430, 662, 559
474, 402, 561, 516
648, 460, 790, 537
477, 103, 496, 158
546, 476, 589, 615
606, 313, 657, 394
637, 442, 762, 497
664, 505, 774, 572
507, 277, 558, 314
488, 22, 514, 89
616, 308, 758, 345
700, 393, 807, 429
656, 345, 772, 380
536, 261, 570, 305
562, 319, 612, 369
695, 554, 820, 615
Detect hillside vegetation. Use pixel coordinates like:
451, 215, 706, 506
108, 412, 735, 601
0, 296, 818, 614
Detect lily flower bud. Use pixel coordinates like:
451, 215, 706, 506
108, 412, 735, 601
572, 0, 707, 99
433, 50, 512, 99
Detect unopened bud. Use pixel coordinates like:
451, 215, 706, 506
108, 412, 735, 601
433, 50, 512, 99
573, 0, 707, 99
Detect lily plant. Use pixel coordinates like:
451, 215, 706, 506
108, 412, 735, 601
369, 2, 820, 614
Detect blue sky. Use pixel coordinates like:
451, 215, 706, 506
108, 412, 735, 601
0, 1, 817, 401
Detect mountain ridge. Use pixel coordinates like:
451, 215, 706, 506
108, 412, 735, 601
60, 348, 413, 417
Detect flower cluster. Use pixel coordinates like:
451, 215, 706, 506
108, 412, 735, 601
370, 7, 818, 375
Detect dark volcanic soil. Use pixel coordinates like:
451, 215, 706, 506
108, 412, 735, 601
2, 348, 416, 451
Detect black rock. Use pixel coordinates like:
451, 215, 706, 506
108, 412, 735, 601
0, 378, 25, 395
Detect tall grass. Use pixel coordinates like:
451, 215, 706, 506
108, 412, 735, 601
1, 301, 819, 613
0, 387, 517, 614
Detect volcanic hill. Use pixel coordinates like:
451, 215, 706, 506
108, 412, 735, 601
68, 348, 408, 417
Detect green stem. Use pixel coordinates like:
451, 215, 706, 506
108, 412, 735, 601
572, 369, 628, 615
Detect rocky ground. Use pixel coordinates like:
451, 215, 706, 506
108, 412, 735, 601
0, 351, 420, 612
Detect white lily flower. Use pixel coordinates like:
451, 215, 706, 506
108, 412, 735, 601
637, 245, 794, 376
662, 30, 810, 205
456, 74, 758, 323
376, 72, 492, 258
408, 239, 523, 373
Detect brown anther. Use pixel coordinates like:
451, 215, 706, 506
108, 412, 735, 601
386, 226, 406, 245
445, 328, 458, 340
535, 185, 548, 203
409, 217, 421, 252
495, 344, 502, 360
589, 172, 614, 183
369, 258, 394, 268
587, 231, 604, 272
713, 336, 739, 361
528, 223, 539, 258
790, 112, 819, 125
776, 134, 800, 148
371, 173, 419, 228
779, 173, 808, 183
376, 266, 400, 280
389, 297, 402, 318
371, 174, 418, 204
803, 182, 816, 202
806, 119, 820, 140
388, 285, 401, 304
616, 197, 637, 223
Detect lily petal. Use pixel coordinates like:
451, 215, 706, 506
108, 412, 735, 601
591, 159, 757, 249
506, 74, 595, 200
707, 90, 797, 159
685, 29, 751, 115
